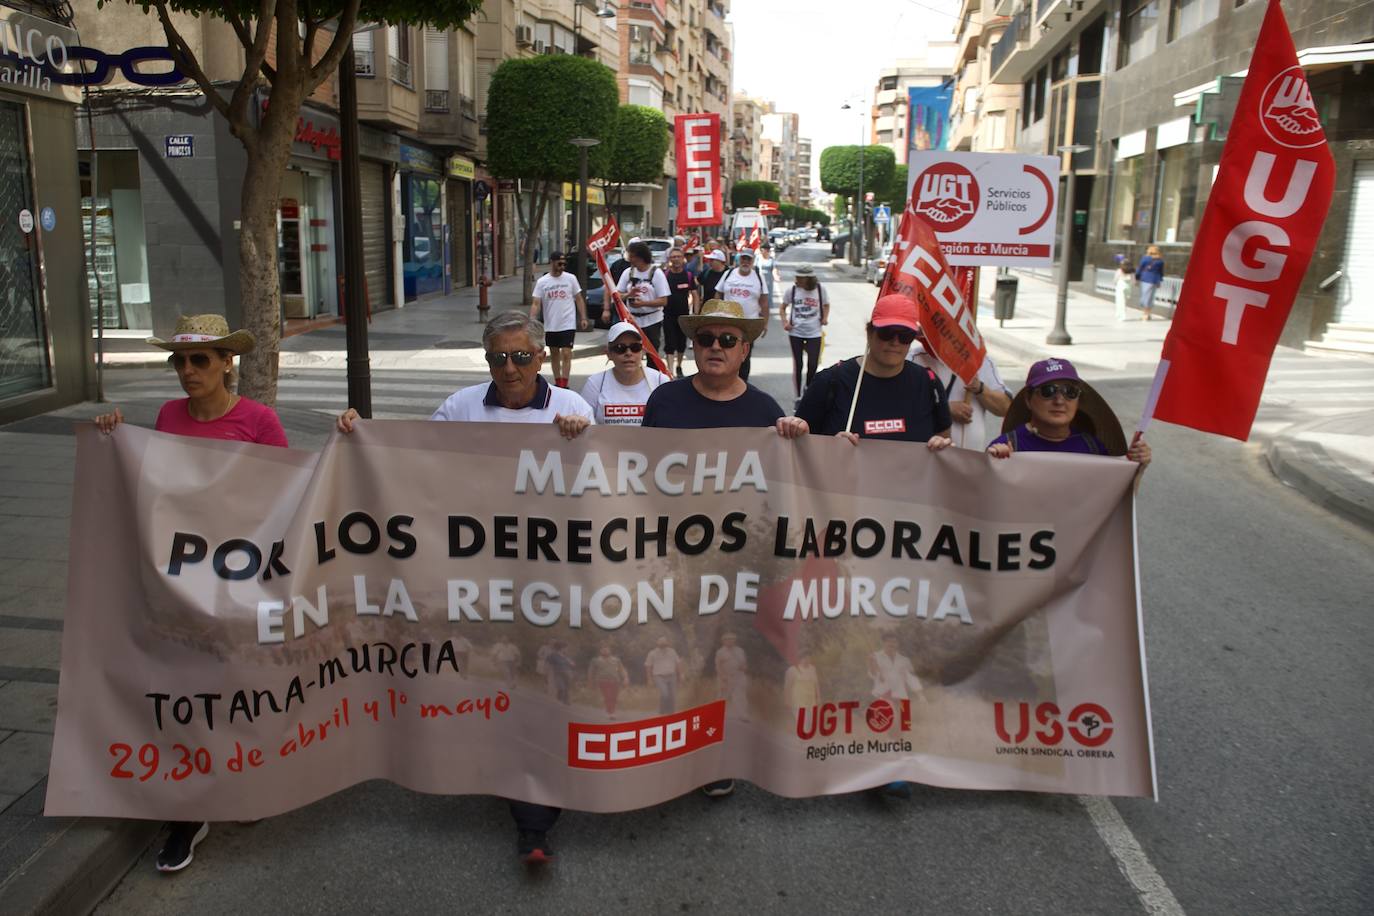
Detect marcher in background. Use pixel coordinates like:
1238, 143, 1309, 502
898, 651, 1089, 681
529, 251, 588, 388
337, 311, 592, 866
714, 632, 750, 721
1114, 254, 1134, 322
661, 247, 700, 378
611, 240, 671, 353
644, 637, 685, 715
907, 325, 1011, 451
93, 314, 287, 874
756, 244, 780, 307
588, 645, 630, 720
699, 249, 729, 303
780, 264, 829, 402
796, 295, 952, 450
684, 242, 704, 276
988, 358, 1152, 472
1135, 246, 1165, 321
715, 250, 769, 381
783, 649, 821, 715
579, 321, 671, 426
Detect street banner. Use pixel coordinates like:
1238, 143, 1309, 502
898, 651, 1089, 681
587, 222, 669, 375
1144, 0, 1335, 441
906, 151, 1060, 267
758, 200, 781, 217
675, 113, 722, 227
881, 204, 988, 385
47, 424, 1154, 820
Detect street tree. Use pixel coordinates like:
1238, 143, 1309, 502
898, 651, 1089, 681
819, 144, 894, 264
878, 164, 909, 208
601, 104, 670, 226
730, 180, 780, 209
108, 0, 479, 404
486, 55, 618, 301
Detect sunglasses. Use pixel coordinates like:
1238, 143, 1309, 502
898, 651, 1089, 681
874, 326, 917, 345
610, 341, 643, 354
168, 352, 214, 370
485, 350, 536, 367
694, 331, 741, 350
1035, 383, 1081, 400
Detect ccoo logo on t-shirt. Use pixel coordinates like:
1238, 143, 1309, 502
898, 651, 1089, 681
864, 418, 907, 435
604, 404, 646, 420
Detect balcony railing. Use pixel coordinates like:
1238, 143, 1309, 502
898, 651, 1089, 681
989, 8, 1028, 77
389, 55, 413, 88
425, 89, 449, 112
354, 48, 375, 77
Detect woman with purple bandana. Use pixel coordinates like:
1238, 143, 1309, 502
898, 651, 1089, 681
988, 357, 1152, 469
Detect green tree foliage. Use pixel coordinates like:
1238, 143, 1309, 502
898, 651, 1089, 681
878, 164, 909, 208
105, 0, 480, 404
731, 180, 781, 208
819, 145, 894, 263
600, 104, 669, 224
486, 55, 619, 299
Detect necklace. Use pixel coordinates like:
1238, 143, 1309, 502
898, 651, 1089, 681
1027, 422, 1070, 442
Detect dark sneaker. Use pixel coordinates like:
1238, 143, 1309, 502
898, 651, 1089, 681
702, 779, 735, 798
517, 829, 554, 865
155, 821, 209, 873
675, 366, 685, 379
877, 781, 912, 799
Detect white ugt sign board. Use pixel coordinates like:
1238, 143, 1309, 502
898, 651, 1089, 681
906, 151, 1061, 267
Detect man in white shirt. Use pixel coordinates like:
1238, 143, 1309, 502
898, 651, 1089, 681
868, 633, 922, 701
908, 327, 1012, 450
529, 251, 588, 389
715, 248, 769, 380
644, 637, 685, 715
609, 240, 671, 354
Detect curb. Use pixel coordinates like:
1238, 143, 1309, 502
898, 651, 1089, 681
0, 818, 158, 916
1265, 423, 1374, 532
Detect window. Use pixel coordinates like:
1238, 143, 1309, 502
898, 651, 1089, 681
1168, 0, 1219, 42
1078, 17, 1105, 74
457, 29, 475, 98
881, 76, 898, 91
1118, 0, 1159, 68
1022, 79, 1034, 129
1034, 66, 1048, 122
1154, 144, 1201, 243
1108, 153, 1143, 240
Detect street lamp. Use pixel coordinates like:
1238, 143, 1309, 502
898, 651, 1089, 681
840, 99, 867, 272
574, 0, 618, 57
569, 137, 602, 292
1047, 143, 1091, 346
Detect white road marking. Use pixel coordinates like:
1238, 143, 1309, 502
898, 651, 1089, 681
1077, 795, 1186, 916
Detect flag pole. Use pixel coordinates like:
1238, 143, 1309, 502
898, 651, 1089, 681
844, 346, 869, 433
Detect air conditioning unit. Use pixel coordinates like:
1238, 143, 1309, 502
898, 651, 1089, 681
532, 39, 547, 53
515, 25, 533, 46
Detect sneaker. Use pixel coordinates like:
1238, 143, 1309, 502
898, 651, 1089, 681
675, 366, 684, 379
155, 821, 209, 873
517, 829, 555, 865
702, 779, 735, 798
876, 781, 912, 800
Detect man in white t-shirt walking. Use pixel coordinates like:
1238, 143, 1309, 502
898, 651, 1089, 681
715, 248, 768, 380
529, 251, 588, 389
609, 239, 671, 354
908, 326, 1012, 449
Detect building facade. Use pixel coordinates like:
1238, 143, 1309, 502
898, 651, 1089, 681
871, 44, 957, 164
949, 0, 1020, 152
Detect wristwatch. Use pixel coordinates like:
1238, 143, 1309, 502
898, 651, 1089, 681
972, 380, 986, 396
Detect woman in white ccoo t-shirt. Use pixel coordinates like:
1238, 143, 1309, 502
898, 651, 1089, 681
579, 321, 672, 426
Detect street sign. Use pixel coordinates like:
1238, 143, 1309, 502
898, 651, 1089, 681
165, 134, 194, 158
906, 151, 1060, 267
873, 205, 891, 224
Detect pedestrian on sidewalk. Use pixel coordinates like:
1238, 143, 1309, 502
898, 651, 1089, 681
987, 358, 1152, 472
529, 251, 589, 389
588, 645, 630, 719
1135, 246, 1165, 321
611, 240, 671, 354
715, 249, 769, 382
1114, 254, 1134, 321
779, 264, 829, 401
908, 326, 1012, 450
579, 321, 671, 426
795, 295, 953, 452
93, 314, 287, 874
337, 310, 592, 866
661, 247, 700, 378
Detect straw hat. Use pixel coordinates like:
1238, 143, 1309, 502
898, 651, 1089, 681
1001, 358, 1127, 456
678, 299, 768, 342
148, 315, 256, 354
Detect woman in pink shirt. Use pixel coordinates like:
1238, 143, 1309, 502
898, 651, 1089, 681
93, 314, 285, 873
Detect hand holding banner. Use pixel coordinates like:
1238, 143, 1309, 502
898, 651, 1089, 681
880, 204, 987, 385
1144, 0, 1335, 440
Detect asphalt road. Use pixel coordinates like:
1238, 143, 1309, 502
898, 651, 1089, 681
94, 244, 1373, 915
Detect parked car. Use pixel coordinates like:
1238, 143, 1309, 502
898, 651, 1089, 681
817, 225, 831, 242
806, 227, 819, 240
830, 229, 853, 256
868, 243, 895, 285
768, 228, 790, 251
640, 237, 674, 262
789, 229, 806, 245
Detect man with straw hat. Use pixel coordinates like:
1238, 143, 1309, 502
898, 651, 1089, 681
643, 298, 807, 798
795, 295, 953, 450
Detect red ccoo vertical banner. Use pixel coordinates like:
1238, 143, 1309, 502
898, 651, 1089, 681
1144, 0, 1335, 440
675, 113, 722, 228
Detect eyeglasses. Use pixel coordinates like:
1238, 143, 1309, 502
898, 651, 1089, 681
485, 350, 536, 367
610, 341, 643, 354
169, 352, 213, 370
551, 260, 566, 266
1035, 383, 1081, 400
874, 326, 917, 345
694, 331, 741, 350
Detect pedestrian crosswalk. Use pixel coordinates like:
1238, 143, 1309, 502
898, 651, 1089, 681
1251, 349, 1374, 441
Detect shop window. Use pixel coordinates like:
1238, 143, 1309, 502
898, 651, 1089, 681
1108, 153, 1143, 240
1078, 16, 1105, 74
0, 100, 49, 399
1168, 0, 1219, 42
1118, 0, 1159, 68
402, 173, 443, 300
1154, 144, 1201, 243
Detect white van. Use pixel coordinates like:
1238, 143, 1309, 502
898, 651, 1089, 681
729, 208, 770, 240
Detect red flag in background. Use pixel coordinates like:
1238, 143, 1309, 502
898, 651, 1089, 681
675, 113, 722, 228
587, 218, 669, 375
1144, 0, 1335, 440
758, 199, 782, 216
880, 205, 987, 384
748, 226, 762, 250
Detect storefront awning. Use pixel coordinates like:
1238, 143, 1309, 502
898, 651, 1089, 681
1174, 42, 1374, 108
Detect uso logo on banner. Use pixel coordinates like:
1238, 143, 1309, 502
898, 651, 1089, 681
913, 162, 979, 232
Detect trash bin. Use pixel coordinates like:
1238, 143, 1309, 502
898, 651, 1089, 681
994, 275, 1018, 323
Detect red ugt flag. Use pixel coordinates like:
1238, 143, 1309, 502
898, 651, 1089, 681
1146, 0, 1334, 440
